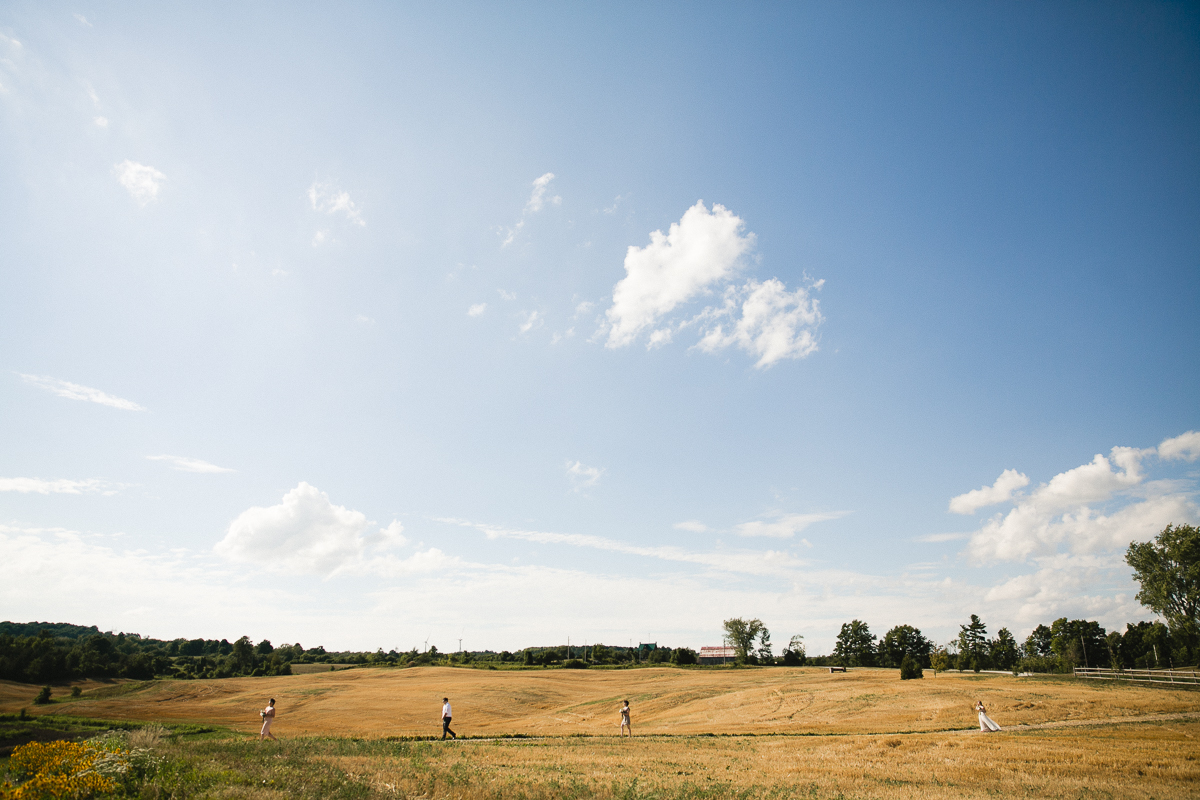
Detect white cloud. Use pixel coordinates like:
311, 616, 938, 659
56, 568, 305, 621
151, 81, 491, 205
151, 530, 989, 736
519, 310, 542, 334
18, 373, 145, 411
948, 468, 1030, 514
605, 201, 753, 348
501, 172, 560, 247
311, 230, 329, 246
74, 14, 92, 27
437, 517, 808, 578
0, 477, 120, 495
467, 303, 487, 317
216, 482, 390, 575
498, 289, 517, 301
113, 160, 166, 206
1159, 430, 1200, 462
734, 511, 847, 538
573, 300, 594, 317
674, 520, 709, 532
308, 182, 365, 226
565, 460, 603, 491
93, 116, 107, 127
356, 314, 376, 325
272, 268, 288, 277
694, 277, 824, 368
916, 532, 969, 543
146, 455, 234, 474
525, 172, 560, 213
962, 438, 1199, 564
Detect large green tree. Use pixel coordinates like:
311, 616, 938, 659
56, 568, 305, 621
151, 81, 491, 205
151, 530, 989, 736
957, 615, 989, 669
1126, 524, 1200, 655
722, 618, 770, 664
833, 620, 876, 667
878, 625, 932, 668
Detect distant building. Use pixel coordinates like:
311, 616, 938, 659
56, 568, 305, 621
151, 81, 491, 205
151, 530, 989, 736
698, 646, 736, 665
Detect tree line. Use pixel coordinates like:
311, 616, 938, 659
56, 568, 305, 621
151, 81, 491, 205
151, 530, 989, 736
729, 523, 1199, 672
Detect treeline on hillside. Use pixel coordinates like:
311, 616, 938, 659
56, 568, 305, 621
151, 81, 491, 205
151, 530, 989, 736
0, 622, 380, 684
403, 643, 698, 667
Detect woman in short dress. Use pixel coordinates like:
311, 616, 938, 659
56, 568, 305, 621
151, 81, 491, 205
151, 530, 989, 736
259, 698, 277, 741
976, 699, 1000, 732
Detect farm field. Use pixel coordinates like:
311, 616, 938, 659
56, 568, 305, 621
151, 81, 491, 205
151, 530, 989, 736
4, 665, 1198, 738
3, 667, 1199, 798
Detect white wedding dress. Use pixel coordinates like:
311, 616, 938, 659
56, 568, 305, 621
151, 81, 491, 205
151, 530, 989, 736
977, 706, 1001, 731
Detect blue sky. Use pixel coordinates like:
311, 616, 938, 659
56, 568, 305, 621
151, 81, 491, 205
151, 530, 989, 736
2, 2, 1198, 655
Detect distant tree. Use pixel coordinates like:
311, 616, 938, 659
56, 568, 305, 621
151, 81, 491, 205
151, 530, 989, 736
1049, 618, 1107, 669
231, 637, 256, 672
756, 630, 774, 663
34, 686, 51, 705
255, 640, 274, 655
523, 649, 534, 666
722, 618, 769, 665
782, 634, 806, 666
989, 628, 1019, 671
929, 647, 950, 674
671, 647, 698, 665
833, 620, 876, 667
879, 625, 932, 668
1023, 625, 1053, 657
1127, 524, 1200, 661
957, 615, 989, 671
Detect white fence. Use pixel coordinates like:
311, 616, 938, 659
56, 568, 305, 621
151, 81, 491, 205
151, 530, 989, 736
1074, 667, 1200, 686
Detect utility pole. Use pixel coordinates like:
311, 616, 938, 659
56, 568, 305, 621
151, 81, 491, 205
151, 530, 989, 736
1080, 635, 1088, 668
568, 636, 571, 660
459, 638, 463, 656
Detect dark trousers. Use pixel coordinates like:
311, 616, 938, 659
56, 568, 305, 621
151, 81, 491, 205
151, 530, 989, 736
442, 716, 455, 739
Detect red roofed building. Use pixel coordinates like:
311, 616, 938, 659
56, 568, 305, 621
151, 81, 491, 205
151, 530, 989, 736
698, 646, 736, 665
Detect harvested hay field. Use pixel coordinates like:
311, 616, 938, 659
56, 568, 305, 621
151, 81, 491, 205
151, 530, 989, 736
4, 666, 1199, 738
3, 667, 1199, 798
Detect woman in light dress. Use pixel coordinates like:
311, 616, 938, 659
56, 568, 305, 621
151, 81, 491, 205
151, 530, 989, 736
619, 700, 631, 737
976, 699, 1001, 732
259, 698, 277, 741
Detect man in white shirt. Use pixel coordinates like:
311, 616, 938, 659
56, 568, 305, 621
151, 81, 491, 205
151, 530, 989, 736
441, 697, 456, 739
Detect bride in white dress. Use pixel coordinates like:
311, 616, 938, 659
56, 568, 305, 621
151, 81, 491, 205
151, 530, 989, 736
976, 700, 1001, 732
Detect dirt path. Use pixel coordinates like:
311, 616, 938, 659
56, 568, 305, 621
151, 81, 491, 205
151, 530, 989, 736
994, 710, 1200, 731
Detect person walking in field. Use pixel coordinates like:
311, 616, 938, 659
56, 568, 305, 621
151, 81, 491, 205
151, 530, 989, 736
976, 699, 1001, 732
441, 697, 456, 740
259, 698, 277, 741
619, 699, 631, 737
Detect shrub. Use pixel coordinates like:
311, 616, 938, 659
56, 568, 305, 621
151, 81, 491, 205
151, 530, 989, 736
33, 685, 52, 704
899, 654, 923, 680
562, 659, 588, 669
70, 686, 82, 697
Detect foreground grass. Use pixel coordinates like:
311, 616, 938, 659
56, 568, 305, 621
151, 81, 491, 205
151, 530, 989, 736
6, 720, 1197, 799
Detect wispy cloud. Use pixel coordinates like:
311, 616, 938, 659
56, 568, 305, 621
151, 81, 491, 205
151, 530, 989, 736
519, 310, 542, 334
146, 455, 235, 474
308, 182, 365, 227
113, 160, 166, 206
674, 520, 709, 532
501, 172, 560, 247
18, 373, 145, 411
0, 477, 121, 495
436, 517, 808, 577
467, 303, 487, 317
565, 460, 603, 491
74, 13, 92, 27
734, 511, 848, 538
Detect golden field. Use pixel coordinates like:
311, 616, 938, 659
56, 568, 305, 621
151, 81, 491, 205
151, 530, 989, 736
4, 666, 1199, 798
